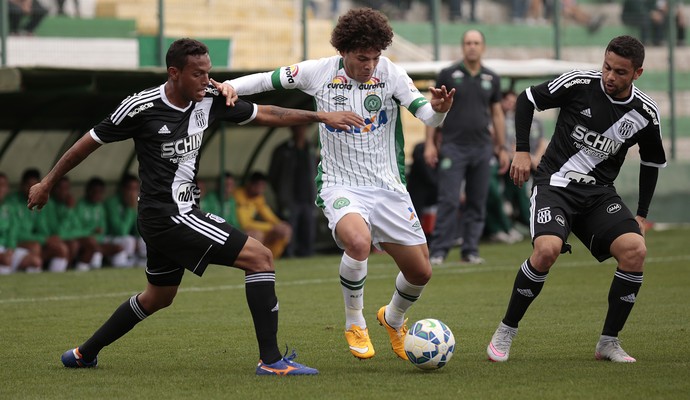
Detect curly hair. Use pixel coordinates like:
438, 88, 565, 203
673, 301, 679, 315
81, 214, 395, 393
330, 8, 394, 53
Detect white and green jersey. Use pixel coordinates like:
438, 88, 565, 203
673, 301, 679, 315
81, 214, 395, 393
229, 56, 444, 194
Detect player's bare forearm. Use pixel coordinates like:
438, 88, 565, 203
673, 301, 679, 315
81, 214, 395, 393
254, 105, 363, 130
27, 134, 101, 210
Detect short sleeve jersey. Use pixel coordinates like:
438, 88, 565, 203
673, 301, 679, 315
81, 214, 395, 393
91, 84, 257, 218
268, 56, 431, 193
434, 62, 502, 146
527, 70, 667, 187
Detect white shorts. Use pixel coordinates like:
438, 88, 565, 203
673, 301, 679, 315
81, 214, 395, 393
319, 186, 426, 250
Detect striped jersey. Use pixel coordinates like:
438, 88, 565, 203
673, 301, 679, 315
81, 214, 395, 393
527, 69, 667, 188
90, 84, 257, 218
231, 56, 437, 193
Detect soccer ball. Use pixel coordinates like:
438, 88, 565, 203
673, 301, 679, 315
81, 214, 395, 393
404, 318, 455, 370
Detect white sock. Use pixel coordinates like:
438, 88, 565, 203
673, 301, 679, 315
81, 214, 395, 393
385, 272, 426, 329
48, 258, 69, 273
111, 250, 130, 267
340, 252, 367, 330
75, 262, 91, 272
90, 252, 103, 269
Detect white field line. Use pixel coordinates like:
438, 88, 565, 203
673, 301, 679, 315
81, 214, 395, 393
1, 255, 688, 305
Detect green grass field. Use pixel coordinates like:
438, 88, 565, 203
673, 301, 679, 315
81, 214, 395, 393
2, 227, 689, 399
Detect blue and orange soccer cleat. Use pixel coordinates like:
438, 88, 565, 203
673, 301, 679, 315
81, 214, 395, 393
256, 349, 318, 376
61, 347, 98, 368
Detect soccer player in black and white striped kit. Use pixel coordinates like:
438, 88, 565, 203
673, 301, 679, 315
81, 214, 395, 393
487, 35, 666, 363
27, 38, 363, 375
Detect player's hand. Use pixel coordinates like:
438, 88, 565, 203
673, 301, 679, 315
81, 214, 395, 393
211, 79, 238, 107
510, 151, 532, 188
319, 111, 364, 131
27, 182, 50, 211
428, 85, 456, 113
635, 215, 648, 237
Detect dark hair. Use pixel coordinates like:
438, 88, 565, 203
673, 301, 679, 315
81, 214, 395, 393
166, 38, 209, 70
86, 176, 106, 191
330, 8, 393, 53
119, 173, 138, 188
247, 171, 267, 184
502, 89, 517, 99
606, 35, 645, 70
21, 168, 40, 184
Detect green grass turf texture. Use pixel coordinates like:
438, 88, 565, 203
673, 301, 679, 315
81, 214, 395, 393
1, 227, 689, 399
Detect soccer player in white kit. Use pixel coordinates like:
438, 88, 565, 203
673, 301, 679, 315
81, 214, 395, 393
218, 8, 455, 361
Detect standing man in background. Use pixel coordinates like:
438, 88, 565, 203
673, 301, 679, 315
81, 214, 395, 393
426, 29, 509, 265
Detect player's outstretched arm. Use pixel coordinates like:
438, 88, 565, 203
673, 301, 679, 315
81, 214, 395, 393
253, 105, 364, 131
27, 133, 101, 210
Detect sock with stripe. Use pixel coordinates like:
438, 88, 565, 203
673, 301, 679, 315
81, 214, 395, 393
340, 253, 367, 330
79, 294, 149, 362
503, 259, 548, 328
602, 268, 643, 337
245, 272, 281, 364
385, 272, 425, 329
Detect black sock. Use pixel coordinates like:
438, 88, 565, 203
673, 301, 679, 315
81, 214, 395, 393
79, 294, 149, 362
245, 272, 281, 364
502, 259, 548, 328
602, 268, 642, 337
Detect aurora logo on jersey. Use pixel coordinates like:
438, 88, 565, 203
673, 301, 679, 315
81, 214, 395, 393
161, 132, 202, 162
358, 77, 385, 90
570, 124, 621, 159
327, 75, 352, 90
285, 65, 299, 84
325, 110, 388, 134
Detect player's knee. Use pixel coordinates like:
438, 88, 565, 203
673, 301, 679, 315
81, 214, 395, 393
614, 237, 646, 271
531, 246, 559, 271
343, 234, 372, 259
246, 244, 275, 274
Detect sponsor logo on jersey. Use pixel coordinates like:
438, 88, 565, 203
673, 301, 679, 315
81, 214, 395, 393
158, 125, 171, 135
536, 207, 552, 224
607, 203, 622, 214
328, 75, 352, 90
580, 108, 592, 117
193, 109, 207, 129
285, 65, 299, 84
642, 103, 659, 125
570, 124, 621, 159
333, 197, 350, 209
451, 70, 464, 83
128, 102, 154, 118
364, 94, 382, 112
555, 215, 566, 227
564, 78, 591, 88
333, 95, 348, 105
618, 118, 635, 139
161, 132, 202, 162
565, 171, 596, 185
176, 182, 199, 204
358, 77, 385, 90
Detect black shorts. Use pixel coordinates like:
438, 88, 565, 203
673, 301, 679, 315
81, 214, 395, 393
138, 208, 248, 286
530, 183, 641, 262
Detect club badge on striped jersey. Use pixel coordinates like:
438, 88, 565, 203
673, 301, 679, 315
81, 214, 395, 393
364, 94, 382, 112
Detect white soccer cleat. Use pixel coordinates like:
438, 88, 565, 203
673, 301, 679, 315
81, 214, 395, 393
487, 322, 518, 362
595, 335, 636, 363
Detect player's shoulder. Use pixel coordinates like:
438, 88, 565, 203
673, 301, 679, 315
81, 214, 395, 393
632, 86, 661, 126
547, 69, 601, 92
111, 85, 163, 125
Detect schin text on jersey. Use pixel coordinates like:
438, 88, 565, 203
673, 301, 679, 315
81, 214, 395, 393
570, 124, 621, 159
161, 132, 202, 161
